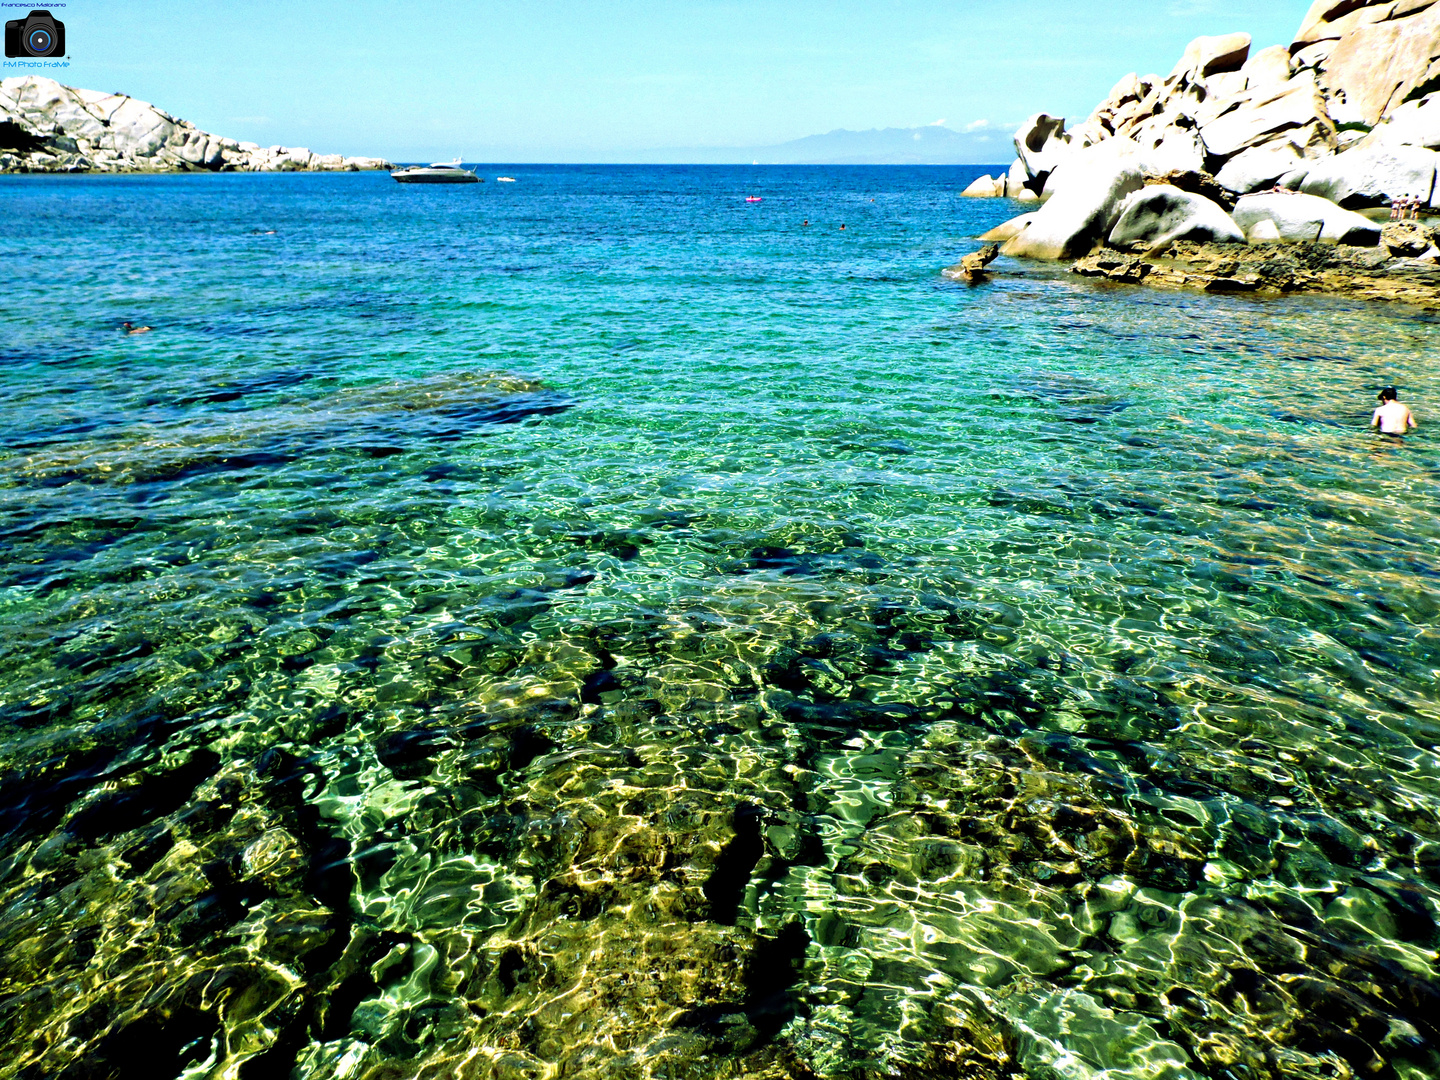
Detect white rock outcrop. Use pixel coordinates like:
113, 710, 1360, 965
0, 76, 391, 174
1171, 33, 1252, 79
1296, 0, 1440, 126
1013, 113, 1072, 186
961, 174, 1007, 198
1108, 185, 1246, 247
1232, 192, 1382, 244
1241, 45, 1295, 93
1299, 144, 1440, 207
1363, 94, 1440, 151
1001, 156, 1144, 260
1216, 146, 1305, 193
978, 212, 1038, 242
1247, 217, 1284, 241
1198, 72, 1335, 159
984, 1, 1440, 229
1007, 158, 1031, 195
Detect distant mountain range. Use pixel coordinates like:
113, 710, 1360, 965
616, 125, 1016, 165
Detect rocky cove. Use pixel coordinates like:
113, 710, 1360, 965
959, 0, 1440, 307
0, 76, 390, 173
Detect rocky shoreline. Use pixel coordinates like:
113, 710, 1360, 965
0, 76, 390, 174
1072, 225, 1440, 309
959, 0, 1440, 309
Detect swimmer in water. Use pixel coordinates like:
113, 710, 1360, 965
121, 321, 152, 335
1372, 386, 1417, 434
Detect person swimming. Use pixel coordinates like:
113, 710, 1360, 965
121, 321, 152, 334
1372, 386, 1418, 435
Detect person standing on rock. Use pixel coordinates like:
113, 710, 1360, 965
1373, 387, 1418, 435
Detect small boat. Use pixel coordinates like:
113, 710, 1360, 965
745, 196, 763, 203
390, 160, 480, 184
497, 176, 517, 183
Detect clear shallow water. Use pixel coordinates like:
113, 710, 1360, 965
1, 166, 1439, 1080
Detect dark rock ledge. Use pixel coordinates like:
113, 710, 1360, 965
1072, 224, 1440, 310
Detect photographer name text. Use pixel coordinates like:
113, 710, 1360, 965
4, 59, 68, 67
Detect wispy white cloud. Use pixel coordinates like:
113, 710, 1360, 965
964, 119, 990, 133
929, 117, 947, 127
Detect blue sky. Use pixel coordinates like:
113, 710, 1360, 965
27, 0, 1312, 161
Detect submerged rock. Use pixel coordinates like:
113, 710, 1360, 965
10, 370, 573, 487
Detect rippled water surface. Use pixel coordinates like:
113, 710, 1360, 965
2, 166, 1439, 1080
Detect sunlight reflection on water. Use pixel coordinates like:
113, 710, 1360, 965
0, 168, 1437, 1080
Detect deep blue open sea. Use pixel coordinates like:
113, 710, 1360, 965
1, 165, 1439, 1080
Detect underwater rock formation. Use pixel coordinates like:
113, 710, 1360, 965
7, 370, 572, 488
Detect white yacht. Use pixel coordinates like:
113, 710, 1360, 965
390, 160, 481, 184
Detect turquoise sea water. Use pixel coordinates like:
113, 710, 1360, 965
1, 166, 1439, 1080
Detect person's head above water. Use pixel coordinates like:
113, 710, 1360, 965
1379, 386, 1399, 402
